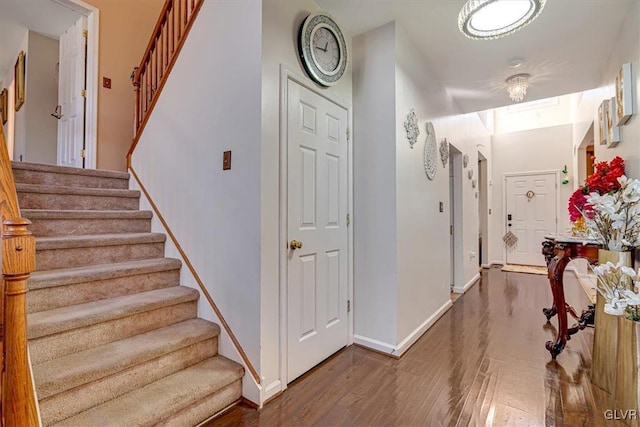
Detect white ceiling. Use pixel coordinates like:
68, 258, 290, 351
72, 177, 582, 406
316, 0, 636, 113
0, 0, 80, 83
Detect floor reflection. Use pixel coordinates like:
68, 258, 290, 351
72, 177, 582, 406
209, 267, 623, 427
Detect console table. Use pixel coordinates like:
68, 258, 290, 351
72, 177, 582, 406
541, 234, 599, 359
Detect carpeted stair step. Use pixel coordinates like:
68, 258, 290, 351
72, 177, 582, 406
12, 161, 130, 189
35, 232, 166, 270
28, 258, 182, 313
28, 287, 198, 364
35, 319, 220, 425
52, 356, 244, 427
23, 209, 153, 237
16, 183, 140, 210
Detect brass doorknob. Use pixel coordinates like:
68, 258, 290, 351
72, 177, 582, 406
289, 240, 303, 250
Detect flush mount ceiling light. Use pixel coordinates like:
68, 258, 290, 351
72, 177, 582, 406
506, 73, 530, 102
458, 0, 546, 40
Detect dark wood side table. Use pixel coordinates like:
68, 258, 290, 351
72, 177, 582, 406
541, 235, 599, 359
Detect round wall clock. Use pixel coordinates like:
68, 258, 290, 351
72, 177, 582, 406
424, 122, 437, 181
298, 12, 348, 87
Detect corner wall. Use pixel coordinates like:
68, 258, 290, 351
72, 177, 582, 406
353, 22, 491, 355
83, 0, 164, 171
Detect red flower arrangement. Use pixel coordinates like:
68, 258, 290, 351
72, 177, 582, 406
568, 156, 625, 222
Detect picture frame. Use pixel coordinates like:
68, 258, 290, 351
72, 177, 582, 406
598, 99, 608, 145
607, 96, 621, 148
0, 88, 7, 125
14, 51, 25, 112
615, 63, 633, 125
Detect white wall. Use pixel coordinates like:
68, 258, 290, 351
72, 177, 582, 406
573, 0, 640, 180
131, 0, 263, 402
352, 21, 398, 348
489, 124, 573, 264
260, 0, 353, 400
24, 31, 59, 164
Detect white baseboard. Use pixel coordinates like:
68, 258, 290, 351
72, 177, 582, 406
354, 299, 453, 358
481, 263, 492, 269
453, 273, 480, 294
395, 300, 452, 356
491, 260, 504, 266
353, 335, 396, 355
263, 380, 282, 403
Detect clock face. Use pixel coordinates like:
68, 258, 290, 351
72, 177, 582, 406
312, 26, 340, 73
299, 13, 347, 87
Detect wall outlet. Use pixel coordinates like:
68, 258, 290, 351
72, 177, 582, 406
439, 201, 444, 212
470, 251, 476, 259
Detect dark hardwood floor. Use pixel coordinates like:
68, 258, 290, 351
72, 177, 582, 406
208, 267, 623, 426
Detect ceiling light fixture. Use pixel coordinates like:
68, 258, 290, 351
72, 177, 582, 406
506, 73, 530, 102
458, 0, 546, 40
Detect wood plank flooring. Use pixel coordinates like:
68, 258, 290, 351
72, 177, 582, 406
208, 267, 624, 426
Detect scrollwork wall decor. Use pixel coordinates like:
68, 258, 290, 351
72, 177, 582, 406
463, 153, 469, 168
439, 138, 449, 167
404, 109, 419, 149
424, 122, 437, 180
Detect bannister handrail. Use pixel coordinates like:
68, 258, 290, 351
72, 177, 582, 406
127, 0, 204, 167
0, 121, 40, 425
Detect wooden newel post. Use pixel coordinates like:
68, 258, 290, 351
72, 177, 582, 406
2, 217, 36, 426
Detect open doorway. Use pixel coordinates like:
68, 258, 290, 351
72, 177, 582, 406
449, 144, 464, 294
478, 153, 488, 268
0, 0, 98, 168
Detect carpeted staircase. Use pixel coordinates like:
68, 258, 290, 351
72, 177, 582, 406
13, 161, 244, 426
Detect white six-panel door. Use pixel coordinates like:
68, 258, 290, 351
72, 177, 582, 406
505, 173, 557, 266
57, 16, 86, 168
287, 79, 348, 382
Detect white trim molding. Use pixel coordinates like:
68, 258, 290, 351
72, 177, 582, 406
354, 299, 453, 358
453, 272, 480, 294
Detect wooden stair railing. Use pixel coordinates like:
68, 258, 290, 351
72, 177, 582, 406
127, 0, 204, 168
126, 0, 261, 387
0, 122, 40, 426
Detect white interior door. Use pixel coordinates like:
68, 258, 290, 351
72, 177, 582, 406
287, 79, 348, 382
57, 16, 86, 168
505, 173, 557, 266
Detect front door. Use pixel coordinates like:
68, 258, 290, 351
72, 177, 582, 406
286, 79, 349, 382
505, 173, 557, 266
57, 16, 86, 168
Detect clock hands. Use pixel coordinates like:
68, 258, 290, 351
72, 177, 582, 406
315, 42, 328, 53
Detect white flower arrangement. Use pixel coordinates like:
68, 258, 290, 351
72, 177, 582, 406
584, 176, 640, 251
594, 259, 640, 321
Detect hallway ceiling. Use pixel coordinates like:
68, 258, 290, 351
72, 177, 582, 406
316, 0, 636, 113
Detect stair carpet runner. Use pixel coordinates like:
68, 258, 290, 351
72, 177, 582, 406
12, 162, 244, 426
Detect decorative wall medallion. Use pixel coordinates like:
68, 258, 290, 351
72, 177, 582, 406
468, 169, 473, 180
424, 122, 437, 180
439, 138, 449, 167
472, 178, 477, 188
463, 153, 469, 168
404, 109, 419, 149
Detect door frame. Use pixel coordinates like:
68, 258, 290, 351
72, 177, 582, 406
278, 65, 353, 389
502, 170, 560, 265
52, 0, 98, 169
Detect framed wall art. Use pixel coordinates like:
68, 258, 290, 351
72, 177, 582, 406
615, 62, 633, 125
598, 99, 608, 145
0, 88, 7, 125
14, 51, 25, 112
607, 97, 620, 148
